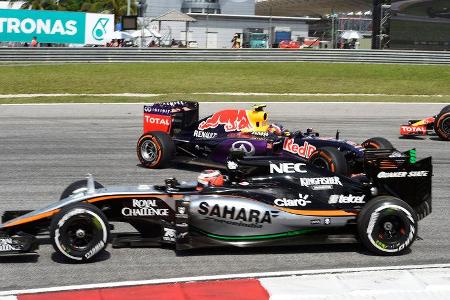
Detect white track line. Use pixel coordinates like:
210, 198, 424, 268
0, 93, 448, 99
1, 263, 449, 296
192, 92, 447, 97
0, 93, 163, 98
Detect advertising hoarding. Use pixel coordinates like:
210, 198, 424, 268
0, 9, 114, 45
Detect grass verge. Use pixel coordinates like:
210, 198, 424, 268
1, 62, 449, 93
1, 94, 449, 104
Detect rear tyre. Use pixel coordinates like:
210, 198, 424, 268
137, 131, 175, 168
60, 180, 104, 200
308, 147, 348, 176
439, 105, 450, 114
361, 137, 393, 149
50, 203, 110, 262
434, 108, 450, 141
357, 196, 417, 255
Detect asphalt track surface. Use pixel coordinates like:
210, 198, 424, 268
0, 102, 449, 291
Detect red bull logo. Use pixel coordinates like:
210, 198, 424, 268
198, 110, 253, 132
283, 139, 317, 158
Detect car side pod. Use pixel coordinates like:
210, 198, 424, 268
0, 233, 39, 256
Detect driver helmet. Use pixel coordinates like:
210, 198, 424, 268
197, 170, 224, 190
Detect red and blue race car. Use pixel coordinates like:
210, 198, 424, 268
137, 101, 403, 176
400, 105, 450, 141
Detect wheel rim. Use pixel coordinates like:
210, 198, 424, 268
62, 215, 99, 252
374, 215, 405, 243
140, 140, 158, 162
441, 116, 450, 135
311, 157, 331, 170
369, 210, 412, 252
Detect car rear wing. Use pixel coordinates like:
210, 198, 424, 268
364, 149, 432, 220
143, 101, 199, 135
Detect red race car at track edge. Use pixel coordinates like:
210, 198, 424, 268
400, 105, 450, 141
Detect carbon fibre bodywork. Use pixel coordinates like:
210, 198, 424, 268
0, 151, 432, 258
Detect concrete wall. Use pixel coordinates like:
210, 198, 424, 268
144, 0, 255, 18
219, 0, 255, 15
145, 0, 182, 18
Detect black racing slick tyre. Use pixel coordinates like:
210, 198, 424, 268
308, 147, 348, 176
439, 105, 450, 114
361, 137, 394, 149
357, 196, 418, 256
137, 131, 175, 168
50, 203, 110, 262
434, 106, 450, 141
60, 180, 104, 200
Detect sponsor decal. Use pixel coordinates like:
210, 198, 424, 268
143, 112, 171, 133
0, 238, 21, 252
400, 125, 427, 135
252, 131, 269, 137
198, 202, 278, 228
144, 115, 170, 126
144, 105, 171, 115
122, 199, 169, 217
329, 194, 366, 204
300, 176, 343, 187
176, 206, 188, 219
274, 194, 311, 207
231, 141, 256, 156
227, 161, 239, 170
177, 232, 188, 239
311, 218, 331, 225
377, 171, 429, 178
198, 110, 253, 132
162, 228, 176, 242
193, 130, 217, 139
85, 240, 105, 259
283, 139, 317, 158
270, 163, 307, 174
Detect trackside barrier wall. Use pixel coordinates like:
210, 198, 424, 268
0, 48, 449, 64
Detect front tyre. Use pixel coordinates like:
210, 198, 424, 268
137, 131, 175, 168
357, 196, 418, 255
361, 137, 393, 149
50, 203, 110, 262
434, 108, 450, 141
308, 147, 348, 176
60, 180, 104, 200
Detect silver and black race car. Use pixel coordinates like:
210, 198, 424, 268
0, 149, 432, 262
